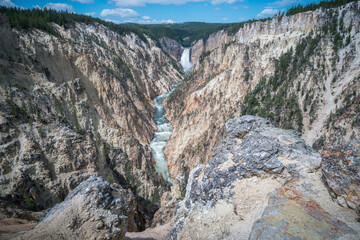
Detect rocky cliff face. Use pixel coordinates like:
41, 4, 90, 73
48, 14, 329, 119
167, 116, 360, 239
159, 37, 184, 61
0, 15, 183, 228
165, 2, 360, 180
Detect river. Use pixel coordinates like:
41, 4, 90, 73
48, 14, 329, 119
149, 48, 193, 184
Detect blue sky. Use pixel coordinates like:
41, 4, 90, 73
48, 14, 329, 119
1, 0, 318, 23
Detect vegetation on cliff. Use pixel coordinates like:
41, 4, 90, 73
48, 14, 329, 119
0, 6, 149, 42
241, 4, 356, 133
286, 0, 357, 16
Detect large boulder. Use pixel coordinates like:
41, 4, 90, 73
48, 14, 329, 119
166, 116, 360, 240
17, 177, 137, 240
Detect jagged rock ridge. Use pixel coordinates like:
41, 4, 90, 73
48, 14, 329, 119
167, 116, 360, 239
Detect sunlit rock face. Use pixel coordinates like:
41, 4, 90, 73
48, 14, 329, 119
0, 16, 183, 228
165, 2, 360, 181
160, 37, 184, 61
167, 116, 360, 240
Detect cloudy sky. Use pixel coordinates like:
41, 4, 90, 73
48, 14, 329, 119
1, 0, 317, 24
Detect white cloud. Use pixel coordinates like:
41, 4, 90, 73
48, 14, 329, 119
111, 0, 194, 8
256, 8, 279, 18
211, 0, 242, 4
214, 7, 220, 10
222, 17, 229, 21
271, 0, 301, 7
239, 17, 245, 21
100, 8, 139, 18
162, 19, 176, 24
84, 12, 96, 16
137, 18, 176, 24
72, 0, 94, 4
0, 0, 16, 7
142, 16, 151, 20
45, 3, 75, 12
110, 0, 242, 8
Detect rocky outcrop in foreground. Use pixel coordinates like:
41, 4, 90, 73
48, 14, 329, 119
17, 177, 136, 240
167, 116, 360, 240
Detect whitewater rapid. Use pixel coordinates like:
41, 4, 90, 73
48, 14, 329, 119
150, 48, 192, 184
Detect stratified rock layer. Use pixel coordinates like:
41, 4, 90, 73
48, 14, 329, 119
17, 177, 136, 240
166, 116, 360, 240
321, 141, 360, 210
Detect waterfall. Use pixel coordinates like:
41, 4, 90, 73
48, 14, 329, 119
180, 48, 193, 73
150, 47, 192, 184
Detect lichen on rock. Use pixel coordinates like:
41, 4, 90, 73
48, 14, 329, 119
166, 116, 360, 240
321, 141, 360, 210
17, 177, 136, 240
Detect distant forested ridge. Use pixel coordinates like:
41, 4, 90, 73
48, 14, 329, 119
0, 0, 357, 47
286, 0, 357, 16
0, 6, 149, 42
0, 6, 246, 46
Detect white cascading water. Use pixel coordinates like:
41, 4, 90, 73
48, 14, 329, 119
149, 82, 180, 184
180, 48, 193, 73
150, 48, 193, 184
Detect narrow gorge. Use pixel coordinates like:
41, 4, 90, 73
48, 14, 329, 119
0, 1, 359, 239
150, 49, 192, 184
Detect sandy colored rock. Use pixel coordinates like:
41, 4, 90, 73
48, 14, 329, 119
167, 116, 360, 240
250, 188, 357, 240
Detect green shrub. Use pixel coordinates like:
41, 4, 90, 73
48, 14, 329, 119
23, 192, 36, 211
37, 127, 46, 138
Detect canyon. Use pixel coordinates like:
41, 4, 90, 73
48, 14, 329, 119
0, 1, 359, 239
165, 1, 360, 181
0, 14, 183, 230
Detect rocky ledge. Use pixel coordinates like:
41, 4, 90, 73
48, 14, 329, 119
167, 116, 360, 240
12, 116, 360, 240
16, 177, 137, 240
